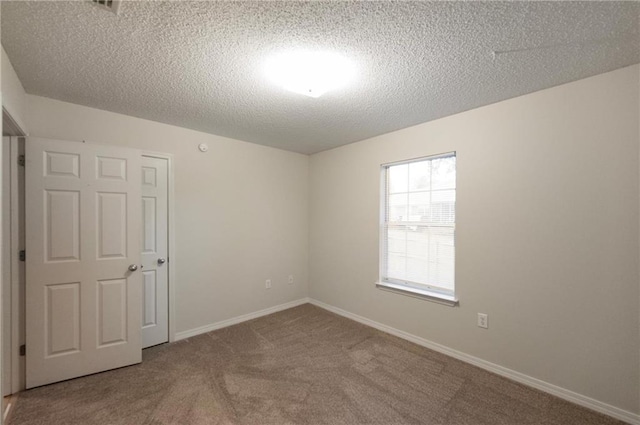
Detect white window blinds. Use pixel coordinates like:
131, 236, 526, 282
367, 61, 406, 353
381, 153, 456, 297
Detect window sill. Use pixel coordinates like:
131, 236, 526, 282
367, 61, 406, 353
376, 281, 459, 307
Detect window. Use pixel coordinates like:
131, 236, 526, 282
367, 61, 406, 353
378, 153, 457, 305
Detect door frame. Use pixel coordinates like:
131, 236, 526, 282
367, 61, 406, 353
3, 105, 28, 399
142, 151, 176, 344
4, 145, 176, 394
6, 136, 25, 395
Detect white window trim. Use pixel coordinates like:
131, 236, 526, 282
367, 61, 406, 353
378, 152, 458, 306
375, 281, 458, 306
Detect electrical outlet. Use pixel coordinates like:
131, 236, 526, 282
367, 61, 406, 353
265, 279, 272, 289
288, 275, 294, 285
477, 313, 488, 329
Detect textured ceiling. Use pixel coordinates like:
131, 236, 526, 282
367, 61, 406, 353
2, 1, 639, 154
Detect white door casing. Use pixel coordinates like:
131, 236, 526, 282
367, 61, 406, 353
141, 156, 169, 348
6, 137, 26, 395
25, 137, 142, 388
2, 137, 12, 395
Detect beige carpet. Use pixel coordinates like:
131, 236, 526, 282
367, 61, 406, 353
9, 304, 623, 425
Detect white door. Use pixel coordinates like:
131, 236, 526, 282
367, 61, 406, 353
141, 156, 169, 348
25, 137, 142, 388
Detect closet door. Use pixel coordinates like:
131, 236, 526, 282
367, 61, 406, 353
141, 155, 169, 349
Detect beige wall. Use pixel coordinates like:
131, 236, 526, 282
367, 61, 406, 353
1, 47, 27, 132
26, 95, 309, 334
309, 65, 640, 414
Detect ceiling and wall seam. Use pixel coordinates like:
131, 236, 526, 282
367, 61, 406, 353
1, 1, 638, 154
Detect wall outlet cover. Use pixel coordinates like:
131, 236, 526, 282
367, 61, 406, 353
478, 313, 488, 329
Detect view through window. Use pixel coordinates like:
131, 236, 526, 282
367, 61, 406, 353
380, 153, 456, 299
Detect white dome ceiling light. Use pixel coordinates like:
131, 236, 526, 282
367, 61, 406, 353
264, 50, 356, 98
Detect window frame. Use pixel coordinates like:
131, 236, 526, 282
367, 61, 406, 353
377, 152, 459, 306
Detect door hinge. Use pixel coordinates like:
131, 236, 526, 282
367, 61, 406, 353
18, 155, 25, 167
20, 345, 25, 356
19, 250, 26, 262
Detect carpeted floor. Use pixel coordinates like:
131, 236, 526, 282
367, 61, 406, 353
9, 304, 623, 425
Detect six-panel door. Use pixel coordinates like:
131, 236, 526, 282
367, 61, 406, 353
141, 156, 169, 348
25, 138, 143, 388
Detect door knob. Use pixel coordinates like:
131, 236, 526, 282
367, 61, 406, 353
157, 258, 166, 265
128, 264, 139, 272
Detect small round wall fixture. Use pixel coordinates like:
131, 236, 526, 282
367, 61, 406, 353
198, 143, 209, 153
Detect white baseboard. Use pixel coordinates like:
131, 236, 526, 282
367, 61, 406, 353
174, 297, 310, 341
3, 393, 18, 423
3, 400, 11, 422
308, 298, 640, 425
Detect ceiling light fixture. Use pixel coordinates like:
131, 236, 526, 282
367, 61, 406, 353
264, 50, 356, 98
